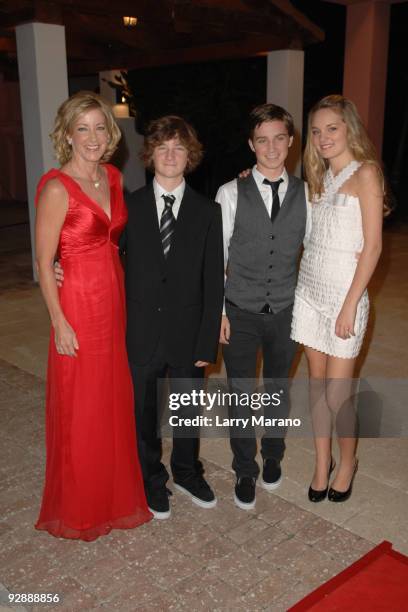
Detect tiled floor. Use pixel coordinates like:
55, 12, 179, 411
0, 219, 407, 611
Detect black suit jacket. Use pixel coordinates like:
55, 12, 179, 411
123, 182, 224, 367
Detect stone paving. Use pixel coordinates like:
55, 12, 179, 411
0, 358, 375, 612
1, 219, 407, 610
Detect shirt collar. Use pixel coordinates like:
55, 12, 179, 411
153, 177, 186, 203
252, 165, 288, 189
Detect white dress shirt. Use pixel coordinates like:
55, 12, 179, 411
153, 177, 185, 223
215, 165, 312, 313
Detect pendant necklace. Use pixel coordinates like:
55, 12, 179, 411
70, 166, 102, 189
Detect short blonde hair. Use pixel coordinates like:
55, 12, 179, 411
50, 91, 121, 165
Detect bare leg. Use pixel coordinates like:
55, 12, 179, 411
304, 347, 332, 490
326, 356, 358, 492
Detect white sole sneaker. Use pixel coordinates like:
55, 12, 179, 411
233, 492, 255, 510
174, 483, 217, 508
260, 475, 283, 491
148, 506, 171, 520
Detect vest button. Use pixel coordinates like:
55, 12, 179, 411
269, 265, 272, 269
158, 307, 162, 312
270, 250, 274, 254
267, 279, 271, 283
271, 235, 275, 240
267, 292, 270, 296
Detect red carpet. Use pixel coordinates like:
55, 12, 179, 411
289, 541, 408, 611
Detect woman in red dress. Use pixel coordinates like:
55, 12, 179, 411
35, 91, 152, 540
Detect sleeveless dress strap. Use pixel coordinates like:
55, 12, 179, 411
323, 160, 362, 199
104, 163, 121, 181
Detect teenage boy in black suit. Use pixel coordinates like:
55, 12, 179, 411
124, 116, 224, 518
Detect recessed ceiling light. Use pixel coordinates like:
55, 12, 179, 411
123, 16, 138, 27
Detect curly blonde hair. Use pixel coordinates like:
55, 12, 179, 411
50, 91, 121, 165
141, 115, 203, 174
304, 95, 388, 212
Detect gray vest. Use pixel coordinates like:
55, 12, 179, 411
225, 173, 306, 313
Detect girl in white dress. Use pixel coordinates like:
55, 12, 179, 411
291, 95, 385, 502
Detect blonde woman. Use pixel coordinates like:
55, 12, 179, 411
35, 91, 151, 539
291, 95, 385, 502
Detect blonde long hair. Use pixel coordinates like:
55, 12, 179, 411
50, 91, 121, 165
304, 95, 388, 212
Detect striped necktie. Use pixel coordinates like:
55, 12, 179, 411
160, 194, 176, 257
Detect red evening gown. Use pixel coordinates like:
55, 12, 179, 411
35, 164, 152, 540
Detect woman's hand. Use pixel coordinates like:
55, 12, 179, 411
335, 302, 357, 340
54, 261, 64, 287
54, 318, 79, 357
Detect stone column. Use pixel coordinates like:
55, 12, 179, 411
15, 23, 69, 279
267, 50, 305, 176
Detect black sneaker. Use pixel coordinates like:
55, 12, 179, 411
173, 475, 217, 508
234, 476, 256, 510
147, 487, 171, 519
261, 458, 282, 491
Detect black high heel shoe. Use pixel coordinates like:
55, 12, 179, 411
308, 458, 336, 503
328, 459, 358, 503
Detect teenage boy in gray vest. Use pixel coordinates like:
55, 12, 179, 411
216, 103, 309, 510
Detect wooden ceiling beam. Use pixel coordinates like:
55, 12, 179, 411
33, 0, 63, 23
72, 32, 302, 73
63, 3, 292, 52
64, 12, 161, 51
0, 0, 32, 14
0, 9, 35, 27
53, 0, 169, 19
167, 0, 269, 15
58, 1, 290, 36
0, 0, 323, 78
147, 36, 300, 66
268, 0, 324, 41
0, 0, 62, 25
172, 3, 286, 36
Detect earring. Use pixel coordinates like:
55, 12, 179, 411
67, 138, 72, 146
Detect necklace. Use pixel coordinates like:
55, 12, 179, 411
81, 174, 102, 189
69, 167, 103, 189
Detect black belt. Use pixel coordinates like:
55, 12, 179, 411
225, 299, 273, 315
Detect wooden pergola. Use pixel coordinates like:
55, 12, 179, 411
0, 0, 323, 76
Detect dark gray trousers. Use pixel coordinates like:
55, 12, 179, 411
223, 302, 297, 479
